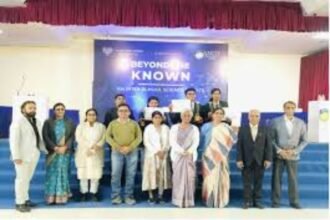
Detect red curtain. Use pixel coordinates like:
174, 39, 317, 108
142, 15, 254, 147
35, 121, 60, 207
0, 0, 327, 32
299, 50, 329, 111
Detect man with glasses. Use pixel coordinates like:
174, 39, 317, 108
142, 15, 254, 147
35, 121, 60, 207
106, 103, 142, 205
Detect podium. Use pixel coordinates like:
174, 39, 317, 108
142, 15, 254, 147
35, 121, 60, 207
12, 95, 49, 123
308, 101, 329, 143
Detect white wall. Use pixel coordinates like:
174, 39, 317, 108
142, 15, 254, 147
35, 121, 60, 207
0, 39, 302, 120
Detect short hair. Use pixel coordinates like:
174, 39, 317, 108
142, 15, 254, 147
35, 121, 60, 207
117, 103, 130, 111
114, 93, 125, 100
20, 100, 36, 113
283, 101, 296, 108
211, 88, 222, 95
184, 87, 196, 95
53, 102, 66, 111
248, 109, 261, 116
180, 109, 193, 118
151, 111, 163, 119
147, 96, 159, 105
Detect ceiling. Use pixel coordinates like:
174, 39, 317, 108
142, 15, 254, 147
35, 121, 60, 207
0, 0, 327, 55
0, 23, 327, 55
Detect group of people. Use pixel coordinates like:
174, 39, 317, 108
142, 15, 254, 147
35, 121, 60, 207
9, 87, 308, 213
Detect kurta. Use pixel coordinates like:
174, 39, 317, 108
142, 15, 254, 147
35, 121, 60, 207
142, 124, 171, 191
75, 122, 106, 180
170, 124, 200, 208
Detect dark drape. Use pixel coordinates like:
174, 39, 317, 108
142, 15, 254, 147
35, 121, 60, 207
299, 50, 329, 111
0, 0, 327, 32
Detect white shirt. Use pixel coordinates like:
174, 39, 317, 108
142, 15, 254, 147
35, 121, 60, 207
249, 123, 258, 141
284, 116, 294, 136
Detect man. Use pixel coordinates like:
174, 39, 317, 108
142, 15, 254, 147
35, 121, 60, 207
106, 103, 142, 205
9, 100, 47, 212
236, 109, 272, 209
169, 87, 203, 126
270, 101, 308, 209
203, 88, 229, 122
103, 94, 135, 127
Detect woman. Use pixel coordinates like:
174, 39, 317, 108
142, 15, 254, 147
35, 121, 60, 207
201, 108, 237, 208
142, 111, 171, 204
42, 103, 75, 205
170, 109, 199, 208
75, 108, 106, 202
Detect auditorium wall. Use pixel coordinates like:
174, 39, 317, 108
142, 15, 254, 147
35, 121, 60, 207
0, 38, 301, 120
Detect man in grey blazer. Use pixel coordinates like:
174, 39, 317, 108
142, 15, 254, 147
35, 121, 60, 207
270, 101, 307, 209
9, 100, 47, 212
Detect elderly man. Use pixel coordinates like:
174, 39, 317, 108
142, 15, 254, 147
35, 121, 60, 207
237, 109, 272, 209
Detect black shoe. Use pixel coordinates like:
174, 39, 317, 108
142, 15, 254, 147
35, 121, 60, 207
254, 202, 264, 209
25, 200, 37, 208
90, 193, 100, 202
157, 196, 165, 204
290, 203, 302, 209
80, 193, 88, 202
148, 197, 155, 205
272, 203, 280, 208
15, 204, 30, 213
242, 202, 250, 209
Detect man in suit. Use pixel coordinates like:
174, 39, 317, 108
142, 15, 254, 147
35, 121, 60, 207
270, 101, 308, 209
169, 87, 203, 126
237, 109, 272, 209
9, 100, 47, 212
202, 88, 229, 122
103, 94, 135, 127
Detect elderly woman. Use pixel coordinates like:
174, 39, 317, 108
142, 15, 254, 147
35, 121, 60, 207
170, 109, 200, 208
75, 108, 106, 202
42, 103, 75, 205
201, 108, 237, 208
142, 111, 171, 204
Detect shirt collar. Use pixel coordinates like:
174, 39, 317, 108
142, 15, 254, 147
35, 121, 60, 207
249, 123, 258, 129
284, 115, 294, 122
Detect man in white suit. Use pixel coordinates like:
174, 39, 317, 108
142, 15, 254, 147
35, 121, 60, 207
9, 100, 47, 212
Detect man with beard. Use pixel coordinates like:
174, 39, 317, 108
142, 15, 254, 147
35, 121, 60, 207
9, 100, 47, 212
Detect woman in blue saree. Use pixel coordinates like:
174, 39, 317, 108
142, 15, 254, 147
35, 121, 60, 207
42, 103, 75, 205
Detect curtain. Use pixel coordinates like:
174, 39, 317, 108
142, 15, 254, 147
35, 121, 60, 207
0, 0, 327, 32
299, 50, 329, 111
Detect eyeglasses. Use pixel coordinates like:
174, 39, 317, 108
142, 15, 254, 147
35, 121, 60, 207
55, 108, 65, 111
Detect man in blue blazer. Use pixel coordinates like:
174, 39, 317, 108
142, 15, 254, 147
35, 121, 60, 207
237, 109, 272, 209
270, 101, 308, 209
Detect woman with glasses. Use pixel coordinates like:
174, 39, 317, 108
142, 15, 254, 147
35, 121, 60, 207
42, 103, 75, 205
201, 108, 237, 208
75, 108, 106, 202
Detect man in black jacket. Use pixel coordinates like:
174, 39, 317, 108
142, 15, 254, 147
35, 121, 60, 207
236, 109, 272, 209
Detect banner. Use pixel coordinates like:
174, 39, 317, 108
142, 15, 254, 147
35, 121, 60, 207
93, 40, 228, 119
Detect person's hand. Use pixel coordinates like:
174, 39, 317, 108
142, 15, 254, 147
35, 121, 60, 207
236, 161, 244, 169
278, 150, 290, 160
57, 146, 67, 155
14, 159, 23, 165
264, 160, 272, 169
156, 151, 165, 160
86, 149, 94, 157
194, 115, 203, 123
120, 146, 131, 155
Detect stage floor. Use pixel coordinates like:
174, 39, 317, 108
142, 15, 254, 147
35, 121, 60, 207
0, 207, 329, 220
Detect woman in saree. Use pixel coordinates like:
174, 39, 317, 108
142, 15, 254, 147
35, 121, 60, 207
42, 103, 75, 205
170, 109, 200, 208
201, 108, 238, 208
